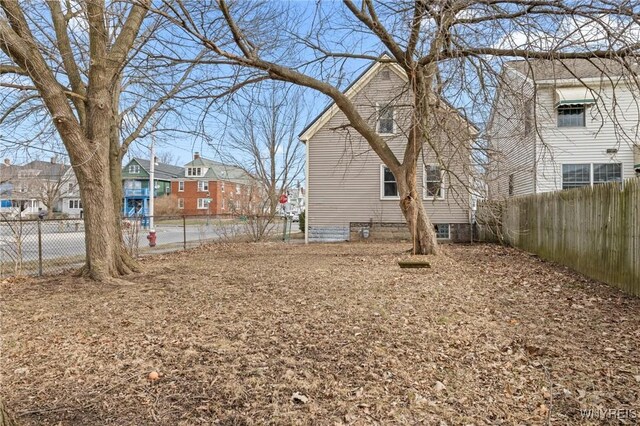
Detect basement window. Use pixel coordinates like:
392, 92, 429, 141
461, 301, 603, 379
434, 224, 450, 239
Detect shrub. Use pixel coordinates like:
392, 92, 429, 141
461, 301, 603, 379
299, 210, 305, 233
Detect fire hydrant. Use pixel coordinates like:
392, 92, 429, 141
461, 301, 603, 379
147, 230, 157, 247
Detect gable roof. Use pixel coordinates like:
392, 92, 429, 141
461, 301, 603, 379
21, 160, 70, 179
299, 54, 407, 142
134, 158, 183, 180
299, 55, 477, 142
185, 157, 252, 184
506, 58, 636, 82
125, 158, 184, 180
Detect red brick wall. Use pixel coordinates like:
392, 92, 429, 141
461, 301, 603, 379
171, 179, 252, 216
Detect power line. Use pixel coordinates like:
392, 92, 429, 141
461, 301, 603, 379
0, 136, 67, 157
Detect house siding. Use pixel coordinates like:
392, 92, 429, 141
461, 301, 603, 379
307, 65, 472, 242
487, 68, 537, 198
534, 83, 638, 192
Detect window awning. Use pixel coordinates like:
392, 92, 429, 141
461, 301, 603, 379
555, 87, 597, 107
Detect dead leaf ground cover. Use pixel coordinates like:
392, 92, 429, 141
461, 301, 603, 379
1, 242, 639, 425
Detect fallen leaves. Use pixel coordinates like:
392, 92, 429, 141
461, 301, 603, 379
1, 242, 639, 425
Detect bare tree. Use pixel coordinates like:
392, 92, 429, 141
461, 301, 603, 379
158, 0, 640, 255
0, 1, 244, 279
220, 81, 305, 216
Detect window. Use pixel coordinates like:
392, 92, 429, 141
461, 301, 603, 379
593, 163, 622, 184
236, 184, 241, 194
178, 181, 184, 192
380, 166, 399, 198
67, 183, 74, 192
434, 224, 450, 239
197, 198, 209, 209
68, 199, 82, 209
508, 174, 514, 196
558, 105, 586, 127
381, 70, 391, 80
377, 104, 394, 134
197, 180, 209, 192
424, 165, 444, 199
562, 164, 591, 189
187, 167, 203, 177
128, 164, 140, 174
562, 163, 622, 190
221, 182, 225, 192
221, 198, 225, 209
178, 198, 184, 209
165, 186, 170, 195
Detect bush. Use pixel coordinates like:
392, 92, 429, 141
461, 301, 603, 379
299, 210, 305, 233
154, 194, 181, 216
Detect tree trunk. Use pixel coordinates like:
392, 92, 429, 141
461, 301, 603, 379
397, 165, 439, 255
0, 398, 16, 426
75, 160, 138, 281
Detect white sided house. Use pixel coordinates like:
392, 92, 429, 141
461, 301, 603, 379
300, 59, 476, 243
488, 58, 640, 199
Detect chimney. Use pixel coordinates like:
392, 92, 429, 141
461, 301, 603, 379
3, 159, 9, 166
194, 152, 200, 160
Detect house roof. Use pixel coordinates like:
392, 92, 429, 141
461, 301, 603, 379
130, 158, 184, 180
185, 157, 252, 184
19, 160, 69, 177
298, 54, 478, 142
506, 58, 636, 82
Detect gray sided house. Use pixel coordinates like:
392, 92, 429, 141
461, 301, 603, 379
299, 60, 476, 243
487, 58, 640, 199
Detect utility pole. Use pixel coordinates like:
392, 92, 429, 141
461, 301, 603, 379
149, 122, 155, 230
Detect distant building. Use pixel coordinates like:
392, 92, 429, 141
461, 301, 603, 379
122, 157, 183, 217
487, 58, 640, 199
0, 158, 72, 217
171, 153, 254, 216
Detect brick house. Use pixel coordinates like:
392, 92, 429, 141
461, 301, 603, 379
171, 153, 254, 216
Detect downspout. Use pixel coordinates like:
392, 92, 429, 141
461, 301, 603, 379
304, 138, 309, 244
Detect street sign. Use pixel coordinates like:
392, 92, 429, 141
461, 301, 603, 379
279, 193, 288, 204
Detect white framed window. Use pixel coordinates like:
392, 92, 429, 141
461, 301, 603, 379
221, 182, 225, 192
380, 165, 399, 199
197, 180, 209, 192
593, 163, 622, 184
165, 186, 170, 195
197, 198, 209, 209
128, 164, 140, 174
178, 198, 184, 209
187, 167, 203, 177
557, 105, 586, 127
377, 103, 394, 134
178, 181, 184, 192
68, 199, 82, 209
562, 163, 622, 190
434, 224, 450, 239
423, 164, 445, 199
236, 184, 241, 194
221, 198, 225, 209
67, 182, 74, 192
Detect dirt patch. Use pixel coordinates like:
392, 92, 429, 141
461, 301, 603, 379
1, 242, 639, 425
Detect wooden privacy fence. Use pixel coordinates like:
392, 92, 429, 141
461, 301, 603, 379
477, 178, 640, 296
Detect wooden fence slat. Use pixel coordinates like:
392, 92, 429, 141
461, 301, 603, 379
478, 178, 640, 296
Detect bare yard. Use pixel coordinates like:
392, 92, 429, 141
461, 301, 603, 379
1, 242, 639, 425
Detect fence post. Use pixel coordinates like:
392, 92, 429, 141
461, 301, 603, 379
37, 218, 43, 277
183, 215, 186, 250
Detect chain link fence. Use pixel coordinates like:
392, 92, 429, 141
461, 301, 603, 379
0, 214, 300, 278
